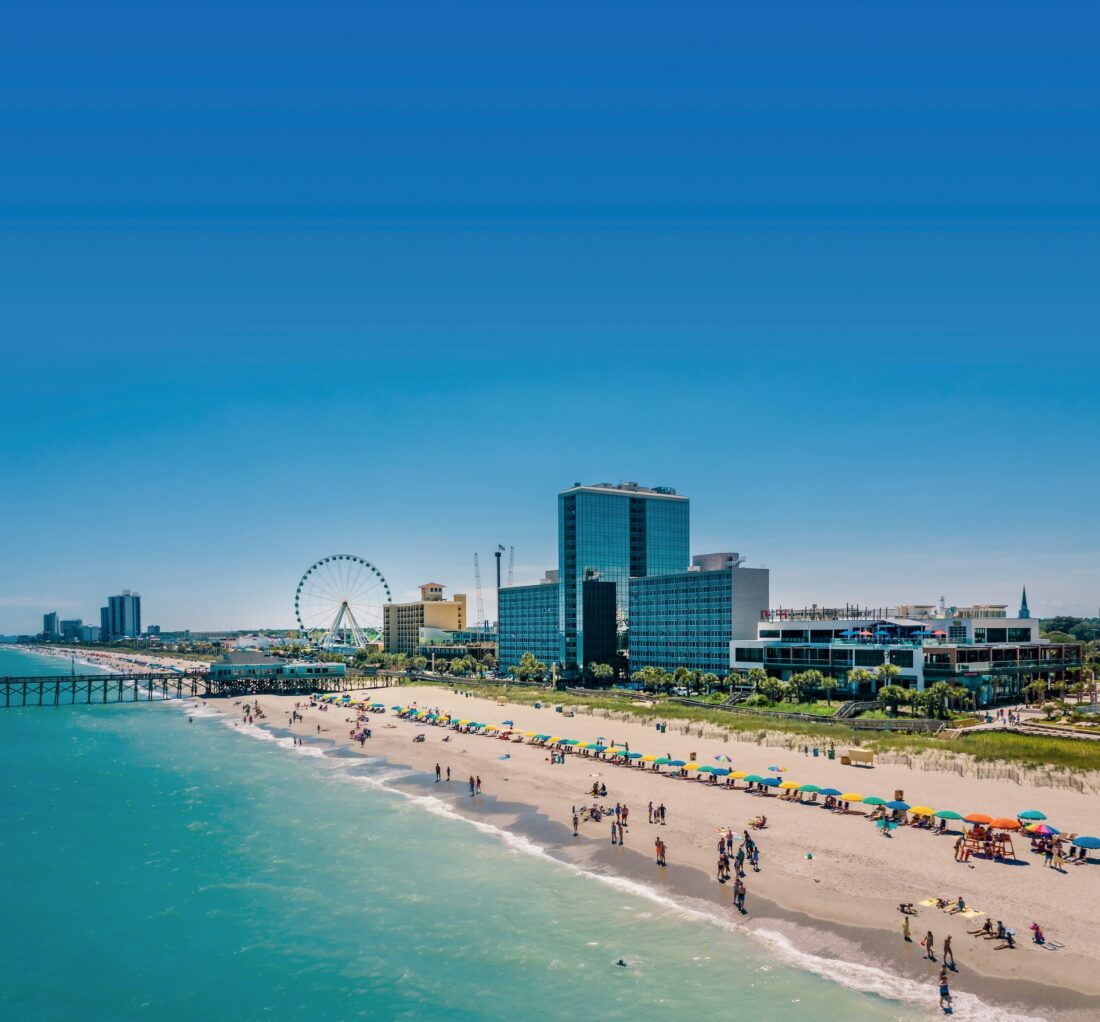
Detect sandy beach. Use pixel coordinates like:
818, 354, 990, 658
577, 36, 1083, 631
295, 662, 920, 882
219, 681, 1100, 1020
17, 645, 207, 676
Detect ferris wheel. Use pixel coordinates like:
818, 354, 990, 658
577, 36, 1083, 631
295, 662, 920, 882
294, 554, 392, 650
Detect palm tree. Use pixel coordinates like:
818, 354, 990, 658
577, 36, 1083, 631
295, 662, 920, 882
878, 684, 909, 717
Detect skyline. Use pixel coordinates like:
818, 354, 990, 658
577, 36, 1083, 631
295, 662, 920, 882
3, 2, 1100, 630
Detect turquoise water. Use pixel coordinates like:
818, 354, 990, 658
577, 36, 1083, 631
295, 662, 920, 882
0, 645, 110, 678
0, 649, 944, 1021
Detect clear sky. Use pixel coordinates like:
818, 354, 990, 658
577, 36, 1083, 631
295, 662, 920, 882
2, 2, 1098, 633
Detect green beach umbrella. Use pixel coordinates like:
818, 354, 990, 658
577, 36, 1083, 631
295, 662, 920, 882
654, 757, 672, 765
745, 774, 764, 784
862, 796, 887, 806
697, 765, 718, 773
798, 784, 821, 794
1018, 810, 1047, 821
935, 810, 963, 820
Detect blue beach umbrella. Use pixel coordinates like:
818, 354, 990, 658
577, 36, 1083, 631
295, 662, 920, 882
819, 788, 842, 797
886, 800, 911, 812
668, 760, 687, 768
714, 768, 731, 776
760, 777, 781, 787
1018, 810, 1047, 821
626, 752, 643, 759
1072, 836, 1100, 850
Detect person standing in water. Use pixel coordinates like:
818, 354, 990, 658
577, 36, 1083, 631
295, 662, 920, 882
435, 763, 441, 782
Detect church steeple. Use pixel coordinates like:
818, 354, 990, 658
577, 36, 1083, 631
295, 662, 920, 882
1019, 586, 1030, 619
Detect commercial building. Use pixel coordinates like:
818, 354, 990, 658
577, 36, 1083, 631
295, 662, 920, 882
498, 572, 561, 674
60, 619, 83, 641
105, 591, 142, 640
418, 626, 498, 663
383, 583, 467, 656
731, 605, 1082, 705
628, 553, 770, 674
558, 482, 689, 672
79, 625, 101, 643
42, 612, 60, 640
209, 651, 346, 685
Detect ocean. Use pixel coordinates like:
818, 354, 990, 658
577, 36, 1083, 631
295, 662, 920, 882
0, 646, 952, 1020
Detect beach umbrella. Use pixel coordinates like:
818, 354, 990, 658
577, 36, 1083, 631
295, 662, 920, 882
683, 762, 701, 771
641, 754, 659, 762
1026, 824, 1060, 836
760, 777, 781, 787
668, 760, 687, 768
654, 757, 672, 765
1071, 836, 1100, 849
524, 730, 538, 737
547, 736, 562, 743
841, 793, 864, 803
989, 818, 1020, 831
728, 771, 747, 779
862, 796, 887, 806
626, 752, 643, 760
609, 748, 628, 757
715, 754, 733, 763
885, 800, 910, 811
744, 774, 764, 784
1017, 810, 1046, 821
799, 783, 821, 794
714, 768, 731, 776
697, 764, 718, 773
391, 705, 403, 711
935, 810, 963, 820
779, 781, 800, 790
964, 813, 992, 824
909, 806, 935, 816
820, 788, 843, 798
767, 765, 785, 773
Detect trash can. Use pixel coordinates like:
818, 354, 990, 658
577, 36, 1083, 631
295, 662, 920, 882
555, 705, 563, 713
827, 748, 835, 760
534, 702, 541, 709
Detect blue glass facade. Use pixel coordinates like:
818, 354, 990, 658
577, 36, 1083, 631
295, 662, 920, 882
629, 570, 735, 674
558, 484, 689, 672
498, 581, 561, 674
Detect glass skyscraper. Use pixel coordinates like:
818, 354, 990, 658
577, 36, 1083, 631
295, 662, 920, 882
498, 579, 561, 674
558, 482, 689, 672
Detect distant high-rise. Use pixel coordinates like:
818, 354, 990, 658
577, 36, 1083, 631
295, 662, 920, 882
558, 482, 689, 672
105, 591, 142, 639
1018, 587, 1030, 620
60, 619, 83, 641
42, 611, 60, 640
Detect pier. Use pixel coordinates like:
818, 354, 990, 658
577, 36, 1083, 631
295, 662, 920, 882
0, 672, 350, 707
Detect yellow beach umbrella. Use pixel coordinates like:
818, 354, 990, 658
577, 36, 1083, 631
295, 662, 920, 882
909, 806, 935, 816
641, 754, 659, 762
729, 770, 747, 779
683, 762, 701, 770
547, 737, 562, 744
524, 731, 539, 737
841, 793, 864, 802
779, 780, 800, 790
458, 720, 470, 726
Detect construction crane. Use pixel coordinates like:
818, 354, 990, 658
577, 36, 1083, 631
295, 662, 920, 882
507, 545, 515, 586
473, 553, 486, 630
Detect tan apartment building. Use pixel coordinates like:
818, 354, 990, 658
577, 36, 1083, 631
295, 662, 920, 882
383, 583, 467, 655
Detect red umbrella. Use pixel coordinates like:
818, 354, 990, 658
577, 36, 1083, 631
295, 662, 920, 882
964, 812, 992, 824
989, 818, 1020, 830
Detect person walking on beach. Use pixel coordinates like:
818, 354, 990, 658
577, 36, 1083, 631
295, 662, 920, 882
924, 930, 935, 961
617, 820, 625, 844
938, 970, 952, 1011
658, 803, 666, 824
902, 914, 911, 942
446, 766, 451, 782
469, 776, 476, 796
953, 836, 964, 862
621, 804, 628, 827
750, 845, 760, 872
435, 763, 441, 782
943, 934, 954, 968
612, 820, 618, 845
733, 878, 746, 914
735, 846, 746, 878
655, 838, 666, 866
573, 812, 579, 837
648, 801, 654, 824
476, 775, 482, 794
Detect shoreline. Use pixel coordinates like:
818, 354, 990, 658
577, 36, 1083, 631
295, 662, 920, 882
211, 686, 1100, 1021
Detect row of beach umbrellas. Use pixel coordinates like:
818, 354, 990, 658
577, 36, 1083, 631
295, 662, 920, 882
381, 705, 1099, 850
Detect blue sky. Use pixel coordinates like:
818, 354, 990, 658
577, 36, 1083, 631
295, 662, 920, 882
2, 2, 1099, 632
